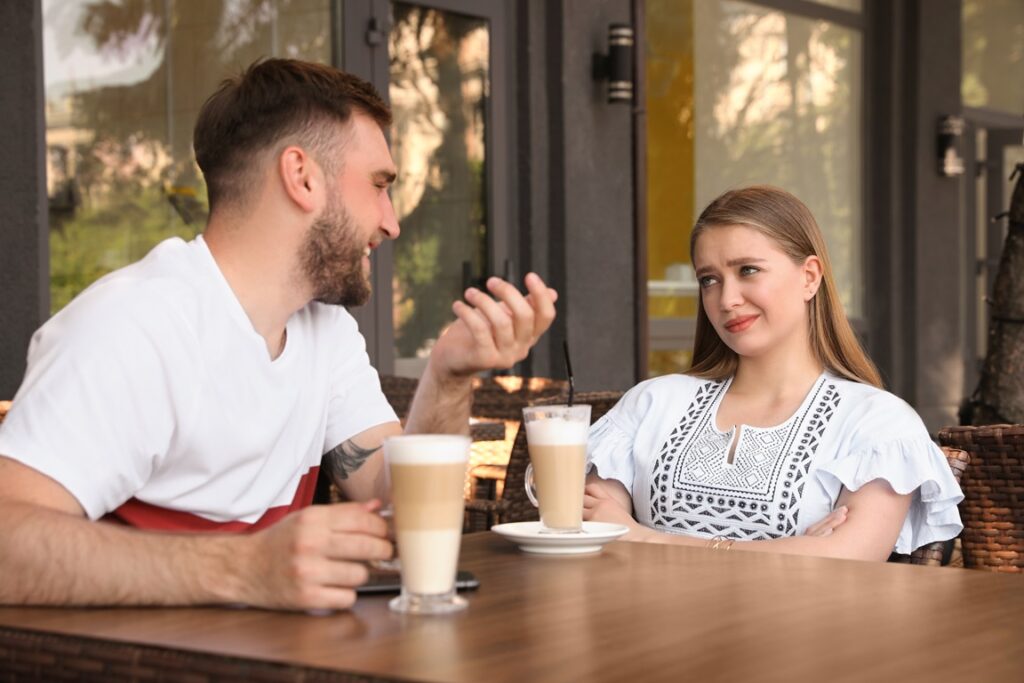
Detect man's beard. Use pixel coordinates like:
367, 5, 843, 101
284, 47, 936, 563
300, 198, 371, 307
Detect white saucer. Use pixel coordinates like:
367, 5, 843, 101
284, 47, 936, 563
490, 521, 629, 555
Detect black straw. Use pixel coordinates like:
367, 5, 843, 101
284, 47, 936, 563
563, 340, 575, 407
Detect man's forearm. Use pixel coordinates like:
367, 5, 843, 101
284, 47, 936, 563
403, 360, 474, 435
0, 501, 247, 606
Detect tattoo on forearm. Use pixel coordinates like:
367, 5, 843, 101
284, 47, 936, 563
325, 440, 380, 481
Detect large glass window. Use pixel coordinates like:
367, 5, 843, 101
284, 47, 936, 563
43, 0, 331, 313
388, 3, 490, 377
962, 0, 1024, 115
646, 0, 862, 376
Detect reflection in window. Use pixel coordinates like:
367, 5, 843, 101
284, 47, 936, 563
389, 4, 489, 377
962, 0, 1024, 115
645, 0, 862, 377
43, 0, 330, 313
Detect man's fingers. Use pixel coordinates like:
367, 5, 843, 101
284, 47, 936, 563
297, 586, 359, 612
523, 272, 557, 338
316, 557, 372, 588
452, 300, 498, 351
326, 532, 393, 562
486, 277, 535, 349
323, 503, 389, 537
466, 286, 516, 350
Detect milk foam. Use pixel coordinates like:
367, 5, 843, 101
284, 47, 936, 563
384, 435, 471, 464
525, 418, 588, 445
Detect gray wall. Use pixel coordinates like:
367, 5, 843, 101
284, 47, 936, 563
865, 0, 967, 432
909, 0, 967, 431
518, 0, 637, 391
0, 0, 48, 400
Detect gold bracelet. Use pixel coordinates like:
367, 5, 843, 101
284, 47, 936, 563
707, 535, 735, 551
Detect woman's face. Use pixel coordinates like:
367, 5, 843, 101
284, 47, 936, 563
693, 224, 821, 360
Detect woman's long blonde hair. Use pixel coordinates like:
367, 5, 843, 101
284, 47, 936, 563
687, 185, 882, 388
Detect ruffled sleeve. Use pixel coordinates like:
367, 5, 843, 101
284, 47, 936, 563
586, 413, 637, 492
585, 375, 702, 498
814, 436, 964, 554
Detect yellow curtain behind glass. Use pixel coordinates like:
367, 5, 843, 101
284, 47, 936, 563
647, 0, 697, 375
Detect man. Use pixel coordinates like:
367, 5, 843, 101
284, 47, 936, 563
0, 59, 557, 611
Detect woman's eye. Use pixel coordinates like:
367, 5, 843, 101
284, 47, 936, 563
698, 276, 717, 288
739, 265, 760, 276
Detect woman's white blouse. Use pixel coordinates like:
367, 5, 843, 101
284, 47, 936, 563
586, 372, 963, 554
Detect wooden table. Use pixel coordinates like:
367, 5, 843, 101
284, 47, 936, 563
1, 533, 1020, 682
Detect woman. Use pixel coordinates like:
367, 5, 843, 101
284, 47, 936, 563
584, 186, 963, 560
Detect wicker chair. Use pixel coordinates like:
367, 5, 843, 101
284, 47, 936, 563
378, 373, 568, 423
888, 446, 971, 566
316, 375, 569, 505
464, 390, 624, 531
938, 424, 1024, 573
379, 374, 420, 422
469, 376, 569, 420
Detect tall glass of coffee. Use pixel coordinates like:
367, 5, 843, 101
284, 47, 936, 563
384, 434, 471, 614
523, 404, 591, 533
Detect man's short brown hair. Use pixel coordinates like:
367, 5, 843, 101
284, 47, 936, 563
194, 59, 391, 212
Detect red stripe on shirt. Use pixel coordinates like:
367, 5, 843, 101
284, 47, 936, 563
102, 465, 322, 533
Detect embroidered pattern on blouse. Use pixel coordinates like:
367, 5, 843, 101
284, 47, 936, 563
648, 377, 840, 541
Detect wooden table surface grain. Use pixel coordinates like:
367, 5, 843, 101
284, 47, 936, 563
0, 533, 1020, 682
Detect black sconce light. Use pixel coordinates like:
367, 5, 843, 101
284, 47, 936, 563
937, 115, 965, 177
592, 23, 634, 104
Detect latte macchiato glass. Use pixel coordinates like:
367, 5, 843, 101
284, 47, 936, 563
384, 434, 471, 614
523, 404, 591, 533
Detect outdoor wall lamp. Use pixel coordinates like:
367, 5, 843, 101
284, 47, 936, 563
592, 23, 634, 104
937, 115, 966, 177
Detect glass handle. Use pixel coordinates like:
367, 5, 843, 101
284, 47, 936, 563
524, 463, 539, 508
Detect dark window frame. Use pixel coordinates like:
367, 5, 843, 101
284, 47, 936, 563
340, 0, 516, 374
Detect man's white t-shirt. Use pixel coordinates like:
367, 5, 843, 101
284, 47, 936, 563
0, 236, 397, 531
587, 372, 964, 554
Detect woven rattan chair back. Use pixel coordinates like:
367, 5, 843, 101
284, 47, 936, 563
379, 374, 569, 422
469, 376, 569, 420
938, 424, 1024, 573
499, 390, 625, 525
889, 446, 971, 566
378, 374, 420, 422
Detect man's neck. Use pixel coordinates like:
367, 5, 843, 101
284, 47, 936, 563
203, 211, 311, 359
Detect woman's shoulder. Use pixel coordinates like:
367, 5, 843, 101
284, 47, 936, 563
826, 373, 929, 442
602, 373, 724, 426
643, 372, 724, 390
625, 372, 722, 401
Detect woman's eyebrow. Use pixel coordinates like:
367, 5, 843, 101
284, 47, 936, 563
694, 257, 767, 277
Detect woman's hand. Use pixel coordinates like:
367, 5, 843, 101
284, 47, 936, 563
804, 505, 848, 537
583, 481, 650, 541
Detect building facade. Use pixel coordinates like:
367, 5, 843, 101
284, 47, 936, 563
1, 0, 1022, 432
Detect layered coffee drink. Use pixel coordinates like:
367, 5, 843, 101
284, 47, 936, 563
385, 434, 470, 614
523, 405, 591, 532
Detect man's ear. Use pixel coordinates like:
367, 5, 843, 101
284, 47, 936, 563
803, 254, 823, 301
277, 145, 321, 214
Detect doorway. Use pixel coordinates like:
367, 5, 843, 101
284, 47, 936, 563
341, 0, 515, 376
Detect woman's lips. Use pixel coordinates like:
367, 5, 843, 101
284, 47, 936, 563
724, 315, 758, 333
